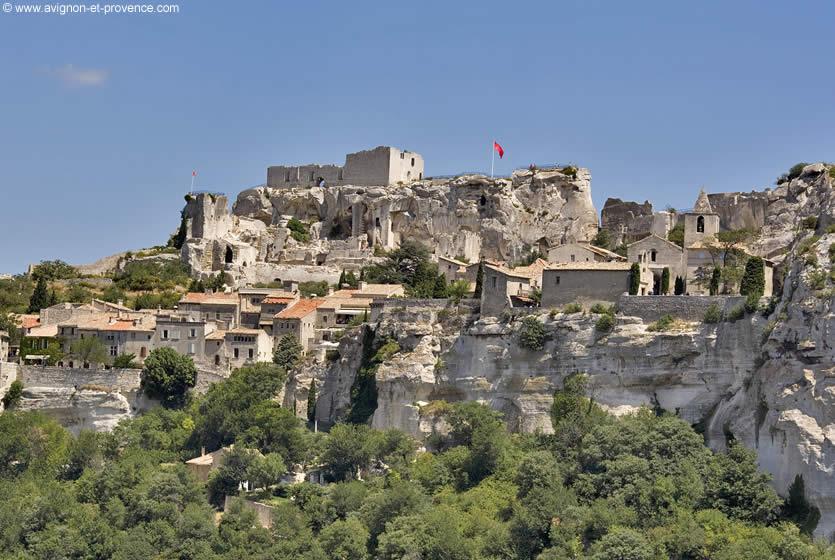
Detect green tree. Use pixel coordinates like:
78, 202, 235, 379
668, 223, 685, 248
273, 333, 303, 371
2, 380, 23, 409
433, 273, 449, 298
709, 266, 721, 295
593, 229, 612, 250
674, 276, 686, 295
447, 280, 471, 302
307, 378, 317, 422
318, 517, 370, 560
140, 347, 197, 407
246, 452, 287, 490
70, 337, 109, 366
31, 260, 77, 281
519, 316, 546, 351
704, 441, 782, 523
782, 474, 820, 536
661, 267, 670, 295
739, 256, 765, 298
113, 353, 139, 369
321, 423, 375, 481
28, 276, 50, 313
629, 263, 641, 295
473, 261, 484, 299
590, 527, 654, 560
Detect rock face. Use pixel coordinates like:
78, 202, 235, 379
180, 168, 599, 286
17, 386, 137, 433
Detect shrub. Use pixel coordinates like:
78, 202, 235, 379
560, 165, 578, 179
2, 380, 23, 408
829, 243, 835, 260
703, 303, 722, 324
776, 162, 809, 184
726, 303, 746, 322
562, 302, 582, 314
668, 223, 685, 248
595, 313, 614, 333
590, 302, 614, 315
744, 292, 761, 313
646, 314, 675, 332
809, 269, 827, 290
519, 316, 546, 350
287, 217, 310, 243
299, 281, 329, 297
802, 216, 818, 230
325, 349, 341, 363
112, 353, 139, 369
709, 266, 721, 296
827, 224, 835, 234
592, 229, 612, 250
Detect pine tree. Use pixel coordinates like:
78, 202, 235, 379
473, 261, 484, 299
709, 266, 721, 296
28, 276, 50, 313
273, 333, 303, 371
307, 379, 317, 422
628, 263, 641, 295
661, 267, 670, 295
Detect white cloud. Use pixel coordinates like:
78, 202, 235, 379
46, 64, 109, 87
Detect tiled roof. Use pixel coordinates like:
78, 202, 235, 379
627, 233, 684, 252
319, 297, 374, 310
179, 292, 239, 305
206, 330, 226, 341
26, 324, 59, 338
546, 262, 633, 271
70, 316, 156, 332
355, 284, 404, 297
262, 296, 296, 304
275, 299, 325, 319
585, 244, 628, 261
18, 315, 40, 329
226, 327, 263, 335
486, 258, 549, 279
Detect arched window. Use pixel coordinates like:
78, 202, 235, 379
214, 354, 220, 366
697, 216, 705, 233
225, 246, 234, 264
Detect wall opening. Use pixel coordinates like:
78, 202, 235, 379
697, 216, 705, 233
225, 246, 234, 264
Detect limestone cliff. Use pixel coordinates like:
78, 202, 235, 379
180, 168, 599, 286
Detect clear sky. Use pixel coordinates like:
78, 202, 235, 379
1, 0, 834, 274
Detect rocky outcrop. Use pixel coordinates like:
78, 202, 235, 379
180, 168, 599, 286
17, 386, 136, 433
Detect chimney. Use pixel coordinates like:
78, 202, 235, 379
201, 446, 206, 456
290, 282, 299, 294
117, 299, 124, 307
359, 281, 368, 291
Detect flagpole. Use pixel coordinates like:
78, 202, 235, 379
190, 171, 195, 195
490, 140, 495, 179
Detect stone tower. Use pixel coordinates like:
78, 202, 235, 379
683, 189, 720, 247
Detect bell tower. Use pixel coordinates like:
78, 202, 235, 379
683, 189, 719, 247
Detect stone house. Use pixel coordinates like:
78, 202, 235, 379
267, 146, 424, 188
186, 447, 232, 482
541, 262, 651, 308
58, 315, 157, 366
480, 259, 548, 316
315, 297, 373, 344
438, 256, 480, 288
273, 299, 326, 353
154, 312, 216, 364
627, 234, 687, 294
548, 242, 626, 264
238, 287, 299, 329
177, 292, 240, 329
205, 328, 272, 369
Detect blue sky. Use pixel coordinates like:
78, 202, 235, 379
1, 0, 834, 274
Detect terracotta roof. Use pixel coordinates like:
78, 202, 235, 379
275, 299, 325, 319
226, 327, 263, 335
18, 315, 40, 329
329, 288, 358, 298
355, 284, 404, 297
179, 292, 239, 305
262, 296, 296, 304
206, 330, 226, 341
546, 262, 633, 271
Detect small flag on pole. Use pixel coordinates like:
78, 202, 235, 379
493, 141, 504, 159
192, 170, 197, 177
190, 170, 197, 194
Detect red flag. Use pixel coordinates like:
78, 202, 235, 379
493, 141, 504, 159
192, 170, 197, 177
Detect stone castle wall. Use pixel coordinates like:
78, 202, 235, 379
18, 366, 142, 392
617, 295, 746, 322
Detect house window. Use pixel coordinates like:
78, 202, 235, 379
140, 347, 147, 358
400, 153, 405, 159
162, 329, 169, 339
234, 348, 239, 358
411, 157, 415, 166
375, 217, 381, 228
491, 276, 497, 288
248, 348, 254, 359
215, 354, 221, 365
554, 276, 560, 285
651, 250, 657, 262
216, 312, 221, 320
323, 315, 328, 323
189, 328, 196, 338
188, 343, 195, 354
110, 346, 118, 357
697, 216, 705, 233
570, 254, 575, 262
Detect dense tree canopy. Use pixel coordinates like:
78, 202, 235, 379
0, 365, 830, 560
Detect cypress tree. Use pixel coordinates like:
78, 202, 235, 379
473, 261, 484, 299
709, 266, 721, 296
307, 379, 317, 422
740, 256, 765, 298
433, 273, 448, 298
674, 276, 685, 295
337, 270, 346, 288
28, 276, 50, 313
628, 263, 641, 295
661, 267, 670, 295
